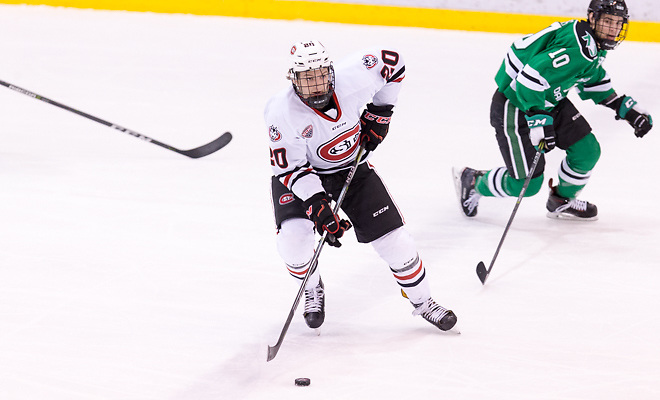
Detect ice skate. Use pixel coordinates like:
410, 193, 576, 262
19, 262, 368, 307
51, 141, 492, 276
452, 167, 484, 217
412, 298, 458, 332
303, 279, 325, 329
546, 181, 598, 221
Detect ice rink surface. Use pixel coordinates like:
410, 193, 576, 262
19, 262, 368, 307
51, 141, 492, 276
0, 5, 659, 400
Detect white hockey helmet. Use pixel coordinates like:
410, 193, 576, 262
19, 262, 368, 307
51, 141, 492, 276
287, 40, 335, 109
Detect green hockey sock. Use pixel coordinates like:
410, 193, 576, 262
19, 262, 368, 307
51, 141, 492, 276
476, 167, 543, 198
555, 134, 600, 199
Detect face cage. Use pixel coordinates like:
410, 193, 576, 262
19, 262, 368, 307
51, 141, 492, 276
291, 66, 335, 109
593, 14, 628, 50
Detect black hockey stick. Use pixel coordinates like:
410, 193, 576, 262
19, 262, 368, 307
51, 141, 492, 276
0, 79, 232, 158
476, 150, 542, 285
267, 145, 366, 362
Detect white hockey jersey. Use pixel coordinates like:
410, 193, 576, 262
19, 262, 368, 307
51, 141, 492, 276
265, 47, 405, 203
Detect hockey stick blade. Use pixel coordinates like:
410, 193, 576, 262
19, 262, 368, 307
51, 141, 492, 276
266, 325, 319, 361
0, 78, 232, 159
476, 151, 542, 285
266, 344, 280, 362
176, 132, 232, 158
476, 261, 489, 285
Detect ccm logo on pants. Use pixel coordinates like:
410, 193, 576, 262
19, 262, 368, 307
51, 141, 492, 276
373, 206, 389, 217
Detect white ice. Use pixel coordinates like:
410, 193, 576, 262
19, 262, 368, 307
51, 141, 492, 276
0, 5, 659, 400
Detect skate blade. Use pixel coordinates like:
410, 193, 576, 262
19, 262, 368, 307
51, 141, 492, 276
314, 328, 321, 336
451, 167, 463, 201
451, 167, 470, 217
546, 211, 598, 221
446, 325, 461, 335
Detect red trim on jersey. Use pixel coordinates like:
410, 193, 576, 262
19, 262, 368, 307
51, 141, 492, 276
282, 173, 293, 188
311, 92, 342, 122
282, 167, 313, 190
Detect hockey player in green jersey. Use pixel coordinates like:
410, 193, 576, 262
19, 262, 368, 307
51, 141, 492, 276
453, 0, 652, 220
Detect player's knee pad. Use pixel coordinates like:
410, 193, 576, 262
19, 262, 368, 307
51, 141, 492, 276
278, 218, 320, 288
277, 218, 315, 266
370, 226, 417, 266
566, 133, 601, 172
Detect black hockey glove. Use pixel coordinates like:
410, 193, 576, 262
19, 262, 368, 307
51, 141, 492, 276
303, 192, 352, 248
360, 103, 394, 151
604, 95, 653, 138
525, 112, 556, 153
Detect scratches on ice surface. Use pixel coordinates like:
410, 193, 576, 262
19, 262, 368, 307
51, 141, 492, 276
0, 5, 659, 400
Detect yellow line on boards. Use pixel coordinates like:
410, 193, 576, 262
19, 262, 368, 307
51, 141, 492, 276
3, 0, 658, 42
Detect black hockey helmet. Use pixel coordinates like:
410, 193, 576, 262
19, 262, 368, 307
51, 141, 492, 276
587, 0, 629, 50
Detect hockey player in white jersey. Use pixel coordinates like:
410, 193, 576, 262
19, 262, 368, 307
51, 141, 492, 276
265, 40, 457, 332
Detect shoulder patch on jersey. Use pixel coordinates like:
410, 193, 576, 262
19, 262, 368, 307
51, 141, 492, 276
574, 20, 598, 60
362, 54, 378, 69
269, 125, 282, 142
301, 124, 313, 138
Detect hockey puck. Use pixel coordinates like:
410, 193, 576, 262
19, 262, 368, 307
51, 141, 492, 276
294, 378, 311, 386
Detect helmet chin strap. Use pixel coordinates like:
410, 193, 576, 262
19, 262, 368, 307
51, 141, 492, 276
296, 89, 334, 109
291, 65, 336, 109
593, 19, 626, 50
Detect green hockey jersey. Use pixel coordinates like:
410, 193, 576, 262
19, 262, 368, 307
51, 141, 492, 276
495, 20, 616, 113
